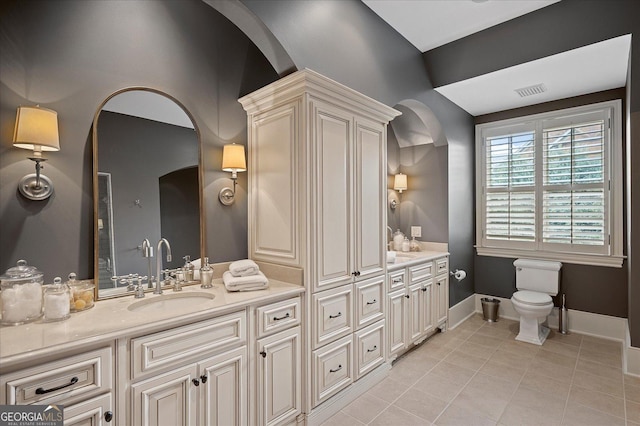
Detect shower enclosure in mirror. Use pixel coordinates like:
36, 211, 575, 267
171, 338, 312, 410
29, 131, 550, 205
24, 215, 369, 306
93, 88, 203, 298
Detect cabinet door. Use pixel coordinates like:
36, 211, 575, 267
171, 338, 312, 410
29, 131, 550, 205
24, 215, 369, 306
354, 118, 386, 280
420, 281, 434, 336
435, 275, 449, 327
131, 365, 196, 426
64, 393, 113, 426
408, 283, 423, 343
313, 101, 354, 292
257, 326, 301, 426
199, 347, 247, 426
388, 289, 407, 357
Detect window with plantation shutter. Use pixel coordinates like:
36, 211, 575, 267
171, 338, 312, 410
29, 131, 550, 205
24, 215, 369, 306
476, 100, 624, 268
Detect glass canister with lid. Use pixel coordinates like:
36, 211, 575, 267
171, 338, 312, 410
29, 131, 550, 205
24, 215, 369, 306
43, 277, 71, 322
0, 259, 44, 325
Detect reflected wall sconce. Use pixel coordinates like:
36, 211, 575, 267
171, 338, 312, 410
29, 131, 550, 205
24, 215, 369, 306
389, 173, 408, 210
218, 143, 246, 205
13, 106, 60, 200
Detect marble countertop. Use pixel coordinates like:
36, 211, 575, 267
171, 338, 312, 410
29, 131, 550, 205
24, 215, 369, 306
387, 250, 450, 271
0, 278, 304, 368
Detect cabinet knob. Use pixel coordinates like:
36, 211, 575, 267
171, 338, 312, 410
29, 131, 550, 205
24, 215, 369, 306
200, 375, 208, 384
104, 411, 113, 423
352, 271, 361, 277
260, 350, 267, 358
192, 378, 200, 386
405, 294, 410, 299
422, 287, 428, 292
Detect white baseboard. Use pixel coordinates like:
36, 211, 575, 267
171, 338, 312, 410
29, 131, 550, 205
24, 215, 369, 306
448, 294, 476, 329
305, 362, 391, 426
625, 323, 640, 377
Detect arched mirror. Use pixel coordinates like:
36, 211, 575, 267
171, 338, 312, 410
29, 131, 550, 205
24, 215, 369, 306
93, 88, 203, 298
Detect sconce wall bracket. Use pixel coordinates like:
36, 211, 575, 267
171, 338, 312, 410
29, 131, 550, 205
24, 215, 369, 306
19, 173, 53, 200
219, 187, 235, 205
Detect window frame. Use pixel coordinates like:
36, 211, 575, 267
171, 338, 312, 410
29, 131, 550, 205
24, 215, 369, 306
475, 100, 624, 268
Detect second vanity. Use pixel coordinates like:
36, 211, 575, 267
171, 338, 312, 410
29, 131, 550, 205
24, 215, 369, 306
0, 272, 305, 426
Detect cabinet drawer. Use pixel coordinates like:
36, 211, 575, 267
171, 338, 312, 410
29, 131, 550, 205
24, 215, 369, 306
436, 257, 449, 276
312, 335, 353, 407
312, 285, 352, 349
387, 270, 405, 292
355, 277, 384, 329
256, 296, 301, 338
354, 320, 385, 380
409, 262, 433, 283
1, 346, 113, 406
131, 310, 246, 379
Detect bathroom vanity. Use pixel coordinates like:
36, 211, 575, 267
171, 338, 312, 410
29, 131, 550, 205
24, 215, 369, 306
0, 279, 304, 426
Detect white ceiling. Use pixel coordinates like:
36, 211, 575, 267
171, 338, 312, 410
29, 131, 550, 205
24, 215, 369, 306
362, 0, 560, 53
362, 0, 630, 116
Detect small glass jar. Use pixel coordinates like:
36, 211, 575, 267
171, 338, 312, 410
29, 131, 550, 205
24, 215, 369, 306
43, 277, 71, 322
409, 237, 421, 252
0, 260, 44, 325
401, 237, 411, 252
68, 273, 95, 312
200, 257, 214, 289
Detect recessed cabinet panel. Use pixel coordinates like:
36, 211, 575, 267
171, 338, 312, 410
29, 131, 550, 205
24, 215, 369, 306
314, 104, 353, 292
409, 262, 433, 283
387, 270, 405, 293
312, 335, 353, 407
354, 119, 385, 279
251, 103, 300, 265
63, 393, 112, 426
313, 285, 353, 349
256, 297, 301, 338
421, 281, 434, 336
388, 289, 407, 357
435, 274, 449, 327
354, 320, 385, 379
131, 365, 196, 426
355, 276, 385, 329
408, 283, 423, 343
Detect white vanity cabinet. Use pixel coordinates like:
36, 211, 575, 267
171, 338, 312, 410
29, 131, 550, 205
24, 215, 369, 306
240, 69, 399, 420
127, 310, 248, 426
255, 297, 302, 426
0, 345, 115, 425
387, 255, 448, 361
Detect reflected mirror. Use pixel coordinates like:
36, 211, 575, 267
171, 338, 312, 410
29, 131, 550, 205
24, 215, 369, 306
93, 88, 203, 298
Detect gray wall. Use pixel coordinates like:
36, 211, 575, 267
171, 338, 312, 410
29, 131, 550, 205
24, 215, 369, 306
242, 0, 476, 306
423, 0, 640, 343
0, 0, 279, 282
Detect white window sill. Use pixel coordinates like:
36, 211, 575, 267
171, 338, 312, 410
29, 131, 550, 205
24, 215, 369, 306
475, 246, 625, 268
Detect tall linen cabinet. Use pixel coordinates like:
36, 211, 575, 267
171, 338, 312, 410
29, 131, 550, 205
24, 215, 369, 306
239, 69, 400, 424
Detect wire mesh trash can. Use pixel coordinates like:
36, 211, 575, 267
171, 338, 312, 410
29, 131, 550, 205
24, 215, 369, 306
481, 298, 500, 322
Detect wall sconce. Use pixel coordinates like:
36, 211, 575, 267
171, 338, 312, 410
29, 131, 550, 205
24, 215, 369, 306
218, 143, 246, 205
13, 106, 60, 201
389, 173, 407, 210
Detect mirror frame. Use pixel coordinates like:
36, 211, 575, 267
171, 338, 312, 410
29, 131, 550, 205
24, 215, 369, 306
92, 87, 205, 299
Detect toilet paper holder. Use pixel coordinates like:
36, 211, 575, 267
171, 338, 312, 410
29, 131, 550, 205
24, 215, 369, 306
449, 269, 466, 281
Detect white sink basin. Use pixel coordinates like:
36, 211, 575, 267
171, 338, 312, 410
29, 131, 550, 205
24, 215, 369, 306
127, 291, 215, 313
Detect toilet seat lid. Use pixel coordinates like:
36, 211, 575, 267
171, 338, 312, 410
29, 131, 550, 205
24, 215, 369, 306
513, 290, 552, 306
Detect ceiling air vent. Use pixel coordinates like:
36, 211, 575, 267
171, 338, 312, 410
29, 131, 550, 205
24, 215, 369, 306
515, 83, 546, 97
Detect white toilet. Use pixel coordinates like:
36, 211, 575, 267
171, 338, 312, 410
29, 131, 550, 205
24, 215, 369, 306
511, 259, 562, 345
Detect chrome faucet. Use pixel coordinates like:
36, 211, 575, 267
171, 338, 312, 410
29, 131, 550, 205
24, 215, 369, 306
141, 238, 154, 288
155, 238, 172, 294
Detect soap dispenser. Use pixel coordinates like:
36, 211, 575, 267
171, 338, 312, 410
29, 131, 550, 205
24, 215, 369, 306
183, 255, 194, 282
200, 257, 214, 289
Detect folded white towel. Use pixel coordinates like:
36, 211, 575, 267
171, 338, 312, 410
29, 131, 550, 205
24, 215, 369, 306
387, 251, 397, 263
223, 270, 269, 292
229, 259, 259, 277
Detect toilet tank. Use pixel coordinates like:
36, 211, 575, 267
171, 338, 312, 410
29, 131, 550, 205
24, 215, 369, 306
513, 259, 562, 295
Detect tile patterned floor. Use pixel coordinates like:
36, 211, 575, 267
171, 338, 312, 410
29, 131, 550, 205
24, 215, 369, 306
322, 315, 640, 426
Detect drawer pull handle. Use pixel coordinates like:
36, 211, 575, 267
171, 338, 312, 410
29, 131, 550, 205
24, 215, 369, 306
329, 365, 342, 373
200, 375, 208, 384
35, 376, 78, 395
273, 312, 290, 321
104, 411, 113, 423
329, 312, 342, 319
366, 299, 377, 305
260, 350, 267, 358
392, 278, 403, 283
367, 345, 378, 353
192, 378, 200, 386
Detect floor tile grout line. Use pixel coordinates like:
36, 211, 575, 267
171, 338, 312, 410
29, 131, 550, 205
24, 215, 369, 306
559, 330, 581, 425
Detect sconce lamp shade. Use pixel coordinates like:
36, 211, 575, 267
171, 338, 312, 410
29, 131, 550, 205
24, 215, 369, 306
221, 144, 246, 172
394, 173, 407, 193
13, 106, 60, 155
